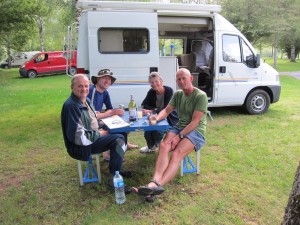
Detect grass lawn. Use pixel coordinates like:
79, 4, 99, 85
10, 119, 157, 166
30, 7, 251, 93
263, 57, 299, 72
0, 63, 300, 224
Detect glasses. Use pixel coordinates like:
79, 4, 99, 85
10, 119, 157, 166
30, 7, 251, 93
98, 69, 113, 75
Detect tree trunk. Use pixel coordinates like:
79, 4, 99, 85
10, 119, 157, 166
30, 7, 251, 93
274, 32, 278, 70
7, 45, 12, 69
290, 44, 296, 62
282, 162, 300, 225
36, 15, 45, 52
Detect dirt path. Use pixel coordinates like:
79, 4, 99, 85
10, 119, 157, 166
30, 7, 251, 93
279, 71, 300, 79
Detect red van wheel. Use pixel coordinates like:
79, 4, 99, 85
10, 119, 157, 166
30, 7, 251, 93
27, 70, 37, 78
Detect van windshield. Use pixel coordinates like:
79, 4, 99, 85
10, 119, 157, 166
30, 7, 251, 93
29, 53, 40, 61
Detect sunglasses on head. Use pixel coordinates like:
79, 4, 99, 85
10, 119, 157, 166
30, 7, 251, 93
98, 69, 113, 75
149, 72, 162, 79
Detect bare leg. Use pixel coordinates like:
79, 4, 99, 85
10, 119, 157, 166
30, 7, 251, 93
159, 139, 194, 186
150, 132, 176, 185
148, 136, 194, 187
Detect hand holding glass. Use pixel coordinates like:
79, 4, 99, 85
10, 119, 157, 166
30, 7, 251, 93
149, 113, 157, 125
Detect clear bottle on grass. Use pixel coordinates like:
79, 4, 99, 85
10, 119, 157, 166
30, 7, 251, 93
113, 171, 126, 204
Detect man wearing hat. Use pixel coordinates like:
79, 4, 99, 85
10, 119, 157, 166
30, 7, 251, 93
88, 69, 138, 163
89, 69, 123, 120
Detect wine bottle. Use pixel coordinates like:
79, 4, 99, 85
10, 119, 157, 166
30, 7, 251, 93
128, 94, 137, 122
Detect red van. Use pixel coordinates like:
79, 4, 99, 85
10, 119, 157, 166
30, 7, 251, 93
19, 51, 77, 78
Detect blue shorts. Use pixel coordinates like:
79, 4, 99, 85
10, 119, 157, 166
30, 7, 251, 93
169, 127, 206, 151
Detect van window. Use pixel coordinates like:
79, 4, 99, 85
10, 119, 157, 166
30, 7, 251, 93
159, 38, 184, 56
222, 35, 241, 63
241, 39, 256, 67
98, 28, 149, 53
35, 54, 48, 63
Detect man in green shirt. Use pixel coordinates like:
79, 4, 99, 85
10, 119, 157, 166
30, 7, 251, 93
135, 68, 208, 202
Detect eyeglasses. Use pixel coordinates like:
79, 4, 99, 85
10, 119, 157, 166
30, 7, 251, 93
98, 69, 113, 75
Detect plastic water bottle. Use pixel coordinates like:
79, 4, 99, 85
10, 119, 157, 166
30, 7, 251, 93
113, 171, 126, 204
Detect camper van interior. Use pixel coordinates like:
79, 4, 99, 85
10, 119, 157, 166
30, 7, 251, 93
158, 16, 214, 100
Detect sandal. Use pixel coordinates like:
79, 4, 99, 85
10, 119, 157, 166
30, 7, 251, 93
138, 179, 164, 196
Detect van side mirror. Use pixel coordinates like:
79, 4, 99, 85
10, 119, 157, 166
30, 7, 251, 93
246, 54, 260, 68
255, 54, 260, 68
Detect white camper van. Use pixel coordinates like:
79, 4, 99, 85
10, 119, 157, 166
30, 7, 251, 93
74, 1, 280, 115
0, 51, 40, 69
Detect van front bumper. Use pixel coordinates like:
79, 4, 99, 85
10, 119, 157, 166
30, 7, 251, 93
269, 85, 281, 103
19, 68, 28, 77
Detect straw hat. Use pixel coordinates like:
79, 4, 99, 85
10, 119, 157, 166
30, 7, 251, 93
91, 69, 116, 85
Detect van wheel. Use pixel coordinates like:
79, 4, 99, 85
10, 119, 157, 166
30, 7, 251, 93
244, 89, 270, 115
69, 67, 77, 76
4, 65, 8, 69
27, 70, 37, 78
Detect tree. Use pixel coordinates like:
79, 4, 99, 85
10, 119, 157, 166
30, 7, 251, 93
282, 162, 300, 224
0, 0, 38, 67
277, 0, 300, 62
221, 0, 272, 45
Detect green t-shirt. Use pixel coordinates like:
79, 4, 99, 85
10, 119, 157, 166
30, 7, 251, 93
169, 88, 207, 137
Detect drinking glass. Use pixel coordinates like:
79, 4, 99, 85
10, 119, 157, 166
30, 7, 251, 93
137, 106, 143, 128
149, 113, 157, 126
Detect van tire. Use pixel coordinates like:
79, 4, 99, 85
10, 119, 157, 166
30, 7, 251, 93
69, 66, 77, 76
244, 89, 270, 115
27, 70, 37, 78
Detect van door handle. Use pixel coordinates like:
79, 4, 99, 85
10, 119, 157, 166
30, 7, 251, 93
219, 66, 226, 73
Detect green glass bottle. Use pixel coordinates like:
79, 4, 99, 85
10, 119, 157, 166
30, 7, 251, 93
128, 94, 137, 122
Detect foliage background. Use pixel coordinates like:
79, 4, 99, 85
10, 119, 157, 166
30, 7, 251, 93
0, 0, 299, 61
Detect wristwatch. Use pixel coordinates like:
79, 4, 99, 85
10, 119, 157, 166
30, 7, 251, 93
179, 133, 185, 139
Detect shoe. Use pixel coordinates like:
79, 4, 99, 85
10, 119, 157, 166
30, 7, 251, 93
140, 146, 157, 153
137, 179, 164, 196
138, 185, 164, 196
145, 194, 156, 202
119, 170, 132, 178
124, 185, 133, 194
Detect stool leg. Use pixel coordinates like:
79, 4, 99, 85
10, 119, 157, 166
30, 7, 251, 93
180, 158, 184, 176
207, 110, 214, 121
77, 161, 84, 186
95, 154, 101, 184
196, 150, 200, 175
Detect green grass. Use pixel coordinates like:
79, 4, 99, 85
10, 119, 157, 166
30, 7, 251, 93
263, 57, 299, 72
0, 64, 300, 225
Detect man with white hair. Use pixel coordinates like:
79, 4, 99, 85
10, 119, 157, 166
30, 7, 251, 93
61, 74, 132, 194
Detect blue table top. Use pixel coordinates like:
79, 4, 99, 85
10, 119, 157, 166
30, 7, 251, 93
109, 111, 170, 133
